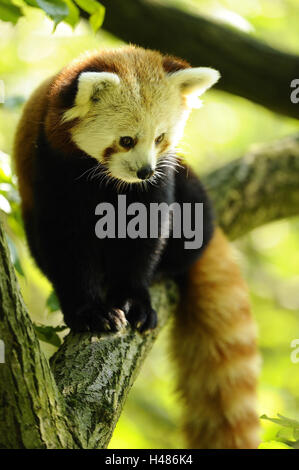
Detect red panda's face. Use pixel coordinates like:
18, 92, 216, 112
59, 48, 220, 184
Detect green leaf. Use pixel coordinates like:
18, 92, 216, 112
261, 414, 299, 429
0, 169, 10, 184
276, 427, 294, 441
63, 0, 79, 27
74, 0, 97, 14
22, 0, 37, 6
34, 324, 67, 347
0, 0, 23, 24
74, 0, 105, 31
259, 440, 293, 449
25, 0, 78, 27
6, 235, 25, 277
89, 3, 104, 32
14, 258, 25, 277
46, 290, 60, 312
276, 414, 299, 428
261, 413, 299, 444
35, 0, 69, 24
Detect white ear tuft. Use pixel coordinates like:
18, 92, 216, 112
76, 71, 120, 106
168, 67, 220, 107
62, 71, 120, 122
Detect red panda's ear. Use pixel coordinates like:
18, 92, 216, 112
62, 71, 120, 122
76, 72, 120, 105
167, 67, 220, 107
162, 56, 190, 74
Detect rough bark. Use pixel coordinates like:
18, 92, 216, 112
203, 135, 299, 239
50, 280, 178, 449
95, 0, 299, 119
1, 134, 299, 448
0, 221, 77, 449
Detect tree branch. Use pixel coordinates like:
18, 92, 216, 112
95, 0, 299, 119
51, 134, 299, 448
203, 134, 299, 239
1, 134, 299, 448
0, 221, 77, 449
50, 281, 178, 449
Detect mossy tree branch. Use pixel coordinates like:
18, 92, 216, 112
1, 134, 299, 448
204, 135, 299, 239
0, 221, 77, 449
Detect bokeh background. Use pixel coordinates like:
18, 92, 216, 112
1, 0, 299, 449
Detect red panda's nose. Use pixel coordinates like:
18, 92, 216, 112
137, 165, 154, 180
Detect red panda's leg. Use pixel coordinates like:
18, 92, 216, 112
171, 227, 261, 449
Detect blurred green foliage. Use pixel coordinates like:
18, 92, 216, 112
0, 0, 105, 31
1, 0, 299, 449
260, 414, 299, 448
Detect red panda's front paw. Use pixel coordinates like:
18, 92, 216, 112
126, 302, 158, 333
106, 286, 157, 332
66, 303, 128, 333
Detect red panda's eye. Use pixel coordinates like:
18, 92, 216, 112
119, 136, 135, 149
155, 133, 165, 145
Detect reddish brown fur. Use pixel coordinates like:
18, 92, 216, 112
103, 139, 136, 162
13, 77, 52, 213
103, 145, 117, 162
14, 46, 190, 215
162, 56, 190, 73
172, 228, 260, 449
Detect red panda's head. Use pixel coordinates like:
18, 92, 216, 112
46, 46, 220, 183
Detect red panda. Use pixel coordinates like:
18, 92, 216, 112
13, 45, 260, 448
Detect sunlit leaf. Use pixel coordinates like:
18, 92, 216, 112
0, 0, 22, 24
259, 440, 293, 449
261, 413, 299, 446
14, 258, 25, 277
46, 290, 60, 312
89, 4, 104, 32
0, 170, 10, 183
23, 0, 38, 5
276, 427, 293, 440
277, 414, 299, 428
0, 194, 11, 213
74, 0, 97, 14
261, 414, 299, 429
0, 151, 12, 179
0, 183, 19, 205
74, 0, 105, 31
63, 0, 79, 27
